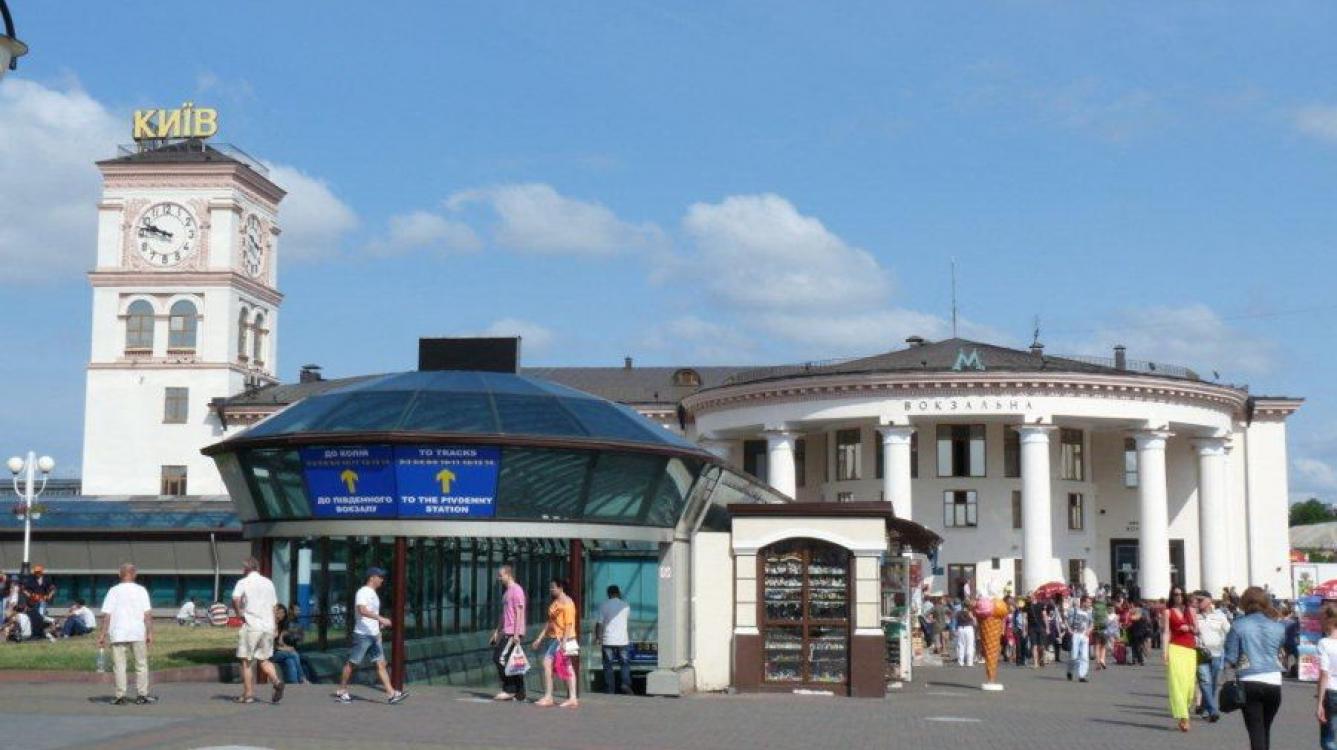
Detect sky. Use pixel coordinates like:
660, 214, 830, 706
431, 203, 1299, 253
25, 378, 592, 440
1, 2, 1335, 498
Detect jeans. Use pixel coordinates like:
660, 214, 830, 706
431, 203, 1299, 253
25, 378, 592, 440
1196, 655, 1223, 717
602, 645, 633, 694
493, 637, 527, 698
62, 618, 91, 638
1322, 690, 1337, 750
1240, 680, 1281, 750
270, 649, 304, 684
1067, 633, 1089, 679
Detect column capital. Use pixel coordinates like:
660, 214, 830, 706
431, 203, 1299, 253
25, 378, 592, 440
1130, 429, 1174, 450
760, 426, 798, 444
1190, 436, 1229, 456
1016, 424, 1058, 443
877, 424, 916, 444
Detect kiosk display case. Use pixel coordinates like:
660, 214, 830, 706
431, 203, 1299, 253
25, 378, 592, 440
760, 539, 851, 690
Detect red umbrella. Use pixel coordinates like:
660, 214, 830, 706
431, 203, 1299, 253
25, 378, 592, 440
1030, 581, 1071, 601
1312, 580, 1337, 599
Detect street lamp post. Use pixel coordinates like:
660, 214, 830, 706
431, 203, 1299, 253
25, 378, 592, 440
0, 0, 31, 79
7, 452, 54, 576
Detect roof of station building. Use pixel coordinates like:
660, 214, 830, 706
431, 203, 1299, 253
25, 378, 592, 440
715, 338, 1205, 387
213, 369, 706, 454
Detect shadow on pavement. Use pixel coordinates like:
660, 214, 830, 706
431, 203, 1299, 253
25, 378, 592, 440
1089, 717, 1173, 732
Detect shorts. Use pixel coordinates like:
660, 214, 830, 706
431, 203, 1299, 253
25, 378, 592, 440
237, 625, 275, 661
1091, 631, 1107, 646
542, 639, 560, 660
348, 633, 385, 665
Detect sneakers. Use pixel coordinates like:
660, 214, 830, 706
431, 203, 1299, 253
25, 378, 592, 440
134, 695, 158, 705
334, 689, 407, 704
388, 690, 408, 704
333, 691, 352, 704
111, 697, 128, 706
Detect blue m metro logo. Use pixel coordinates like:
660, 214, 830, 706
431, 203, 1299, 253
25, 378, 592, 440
952, 348, 986, 371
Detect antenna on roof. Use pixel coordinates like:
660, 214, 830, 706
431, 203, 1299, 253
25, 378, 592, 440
950, 258, 958, 338
1031, 315, 1041, 347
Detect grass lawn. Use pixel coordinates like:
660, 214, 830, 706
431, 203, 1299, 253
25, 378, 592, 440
0, 623, 237, 671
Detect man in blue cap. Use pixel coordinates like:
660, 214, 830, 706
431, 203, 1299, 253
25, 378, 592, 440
333, 567, 407, 704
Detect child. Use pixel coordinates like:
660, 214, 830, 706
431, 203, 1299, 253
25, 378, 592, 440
1127, 609, 1151, 666
1103, 612, 1122, 665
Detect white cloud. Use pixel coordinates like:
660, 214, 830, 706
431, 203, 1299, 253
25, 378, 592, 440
681, 194, 890, 310
0, 79, 122, 282
643, 315, 758, 363
447, 183, 664, 256
1055, 303, 1275, 379
1294, 458, 1337, 496
476, 318, 555, 354
265, 164, 359, 262
364, 210, 481, 256
1294, 105, 1337, 143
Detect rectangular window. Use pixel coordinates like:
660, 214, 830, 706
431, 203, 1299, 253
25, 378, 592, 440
910, 431, 919, 479
1124, 438, 1138, 487
1067, 492, 1085, 531
1004, 428, 1020, 478
161, 465, 187, 496
836, 491, 853, 503
742, 439, 767, 480
795, 439, 806, 488
1011, 490, 1022, 530
946, 564, 976, 599
1060, 428, 1085, 481
875, 433, 884, 479
1068, 559, 1085, 588
937, 424, 985, 478
1014, 559, 1024, 593
163, 387, 188, 424
835, 429, 862, 481
943, 490, 978, 528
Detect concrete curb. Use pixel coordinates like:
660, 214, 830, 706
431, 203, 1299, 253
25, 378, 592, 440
0, 664, 236, 684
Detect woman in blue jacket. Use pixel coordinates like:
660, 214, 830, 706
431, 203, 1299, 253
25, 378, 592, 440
1223, 586, 1286, 750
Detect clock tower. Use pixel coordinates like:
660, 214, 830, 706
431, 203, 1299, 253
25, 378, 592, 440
81, 137, 285, 497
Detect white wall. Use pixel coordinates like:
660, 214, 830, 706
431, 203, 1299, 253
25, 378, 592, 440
691, 532, 733, 691
1246, 419, 1293, 594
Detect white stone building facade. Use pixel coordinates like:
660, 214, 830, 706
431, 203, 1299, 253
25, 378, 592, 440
682, 339, 1302, 600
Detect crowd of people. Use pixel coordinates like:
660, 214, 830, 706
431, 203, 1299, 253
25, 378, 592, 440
918, 581, 1318, 750
0, 564, 91, 643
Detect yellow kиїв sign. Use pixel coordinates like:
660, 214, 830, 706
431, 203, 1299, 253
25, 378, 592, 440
132, 102, 218, 140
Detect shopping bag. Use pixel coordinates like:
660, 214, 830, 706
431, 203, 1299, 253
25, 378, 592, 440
504, 645, 531, 677
554, 648, 574, 681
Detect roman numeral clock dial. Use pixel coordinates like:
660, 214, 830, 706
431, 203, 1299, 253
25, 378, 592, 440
136, 202, 198, 267
243, 214, 265, 278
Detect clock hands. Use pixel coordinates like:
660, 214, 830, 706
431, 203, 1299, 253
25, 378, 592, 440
138, 222, 174, 241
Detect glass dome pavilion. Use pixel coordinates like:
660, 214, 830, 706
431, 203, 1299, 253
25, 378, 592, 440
202, 368, 784, 689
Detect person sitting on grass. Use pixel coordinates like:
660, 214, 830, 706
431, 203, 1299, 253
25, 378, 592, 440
1, 602, 32, 642
62, 598, 97, 638
176, 597, 198, 627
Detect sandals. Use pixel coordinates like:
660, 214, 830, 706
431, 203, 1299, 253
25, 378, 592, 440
534, 697, 556, 707
559, 699, 580, 708
234, 696, 256, 704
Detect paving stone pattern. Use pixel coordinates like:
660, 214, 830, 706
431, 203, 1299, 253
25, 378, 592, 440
0, 660, 1323, 750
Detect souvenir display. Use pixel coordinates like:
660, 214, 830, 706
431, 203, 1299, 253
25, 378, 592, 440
760, 540, 850, 688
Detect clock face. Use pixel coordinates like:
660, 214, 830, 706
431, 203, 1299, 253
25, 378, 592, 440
243, 215, 265, 277
136, 202, 198, 267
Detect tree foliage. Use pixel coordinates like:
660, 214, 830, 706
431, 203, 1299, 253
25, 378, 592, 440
1290, 497, 1336, 527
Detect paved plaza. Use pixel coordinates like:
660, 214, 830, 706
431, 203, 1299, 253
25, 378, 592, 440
0, 660, 1323, 750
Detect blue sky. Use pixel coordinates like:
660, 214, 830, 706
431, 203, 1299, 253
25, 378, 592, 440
1, 2, 1336, 497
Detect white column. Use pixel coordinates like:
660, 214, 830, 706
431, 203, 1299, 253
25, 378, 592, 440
763, 428, 797, 499
1192, 437, 1229, 595
1134, 430, 1174, 600
878, 425, 915, 519
1018, 425, 1057, 593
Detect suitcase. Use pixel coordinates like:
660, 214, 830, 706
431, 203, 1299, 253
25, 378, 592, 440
1112, 641, 1128, 665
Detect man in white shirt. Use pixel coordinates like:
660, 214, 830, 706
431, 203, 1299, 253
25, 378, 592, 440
232, 557, 283, 704
334, 567, 406, 705
3, 603, 32, 642
61, 599, 97, 638
98, 563, 157, 705
176, 598, 198, 627
1195, 591, 1231, 722
596, 585, 633, 695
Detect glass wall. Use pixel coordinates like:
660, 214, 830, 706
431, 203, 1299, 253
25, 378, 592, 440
61, 574, 241, 609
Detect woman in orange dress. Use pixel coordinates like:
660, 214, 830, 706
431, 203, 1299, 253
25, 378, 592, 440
531, 578, 579, 708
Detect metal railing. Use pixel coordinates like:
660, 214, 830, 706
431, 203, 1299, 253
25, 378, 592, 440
115, 141, 269, 176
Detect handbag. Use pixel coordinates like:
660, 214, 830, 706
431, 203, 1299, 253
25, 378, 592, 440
1218, 676, 1246, 713
1194, 643, 1212, 665
1061, 631, 1072, 652
561, 638, 580, 657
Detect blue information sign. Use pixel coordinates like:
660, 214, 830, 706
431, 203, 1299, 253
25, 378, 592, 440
394, 445, 500, 518
301, 445, 398, 518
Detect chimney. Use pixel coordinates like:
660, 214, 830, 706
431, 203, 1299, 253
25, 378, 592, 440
299, 364, 323, 383
624, 356, 633, 370
1030, 342, 1044, 356
905, 336, 926, 348
1114, 345, 1127, 370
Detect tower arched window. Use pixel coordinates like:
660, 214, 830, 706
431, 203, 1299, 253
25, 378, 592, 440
125, 300, 155, 351
168, 300, 198, 350
237, 307, 250, 361
252, 312, 266, 365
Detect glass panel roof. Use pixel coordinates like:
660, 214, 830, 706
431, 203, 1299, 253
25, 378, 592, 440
239, 370, 700, 452
0, 500, 240, 531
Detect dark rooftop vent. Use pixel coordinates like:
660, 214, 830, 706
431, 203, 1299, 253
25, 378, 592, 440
624, 356, 633, 369
905, 336, 926, 348
418, 337, 520, 373
299, 364, 323, 383
1114, 345, 1127, 371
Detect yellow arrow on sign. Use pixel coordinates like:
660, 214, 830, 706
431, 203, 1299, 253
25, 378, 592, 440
340, 469, 359, 494
435, 468, 456, 494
